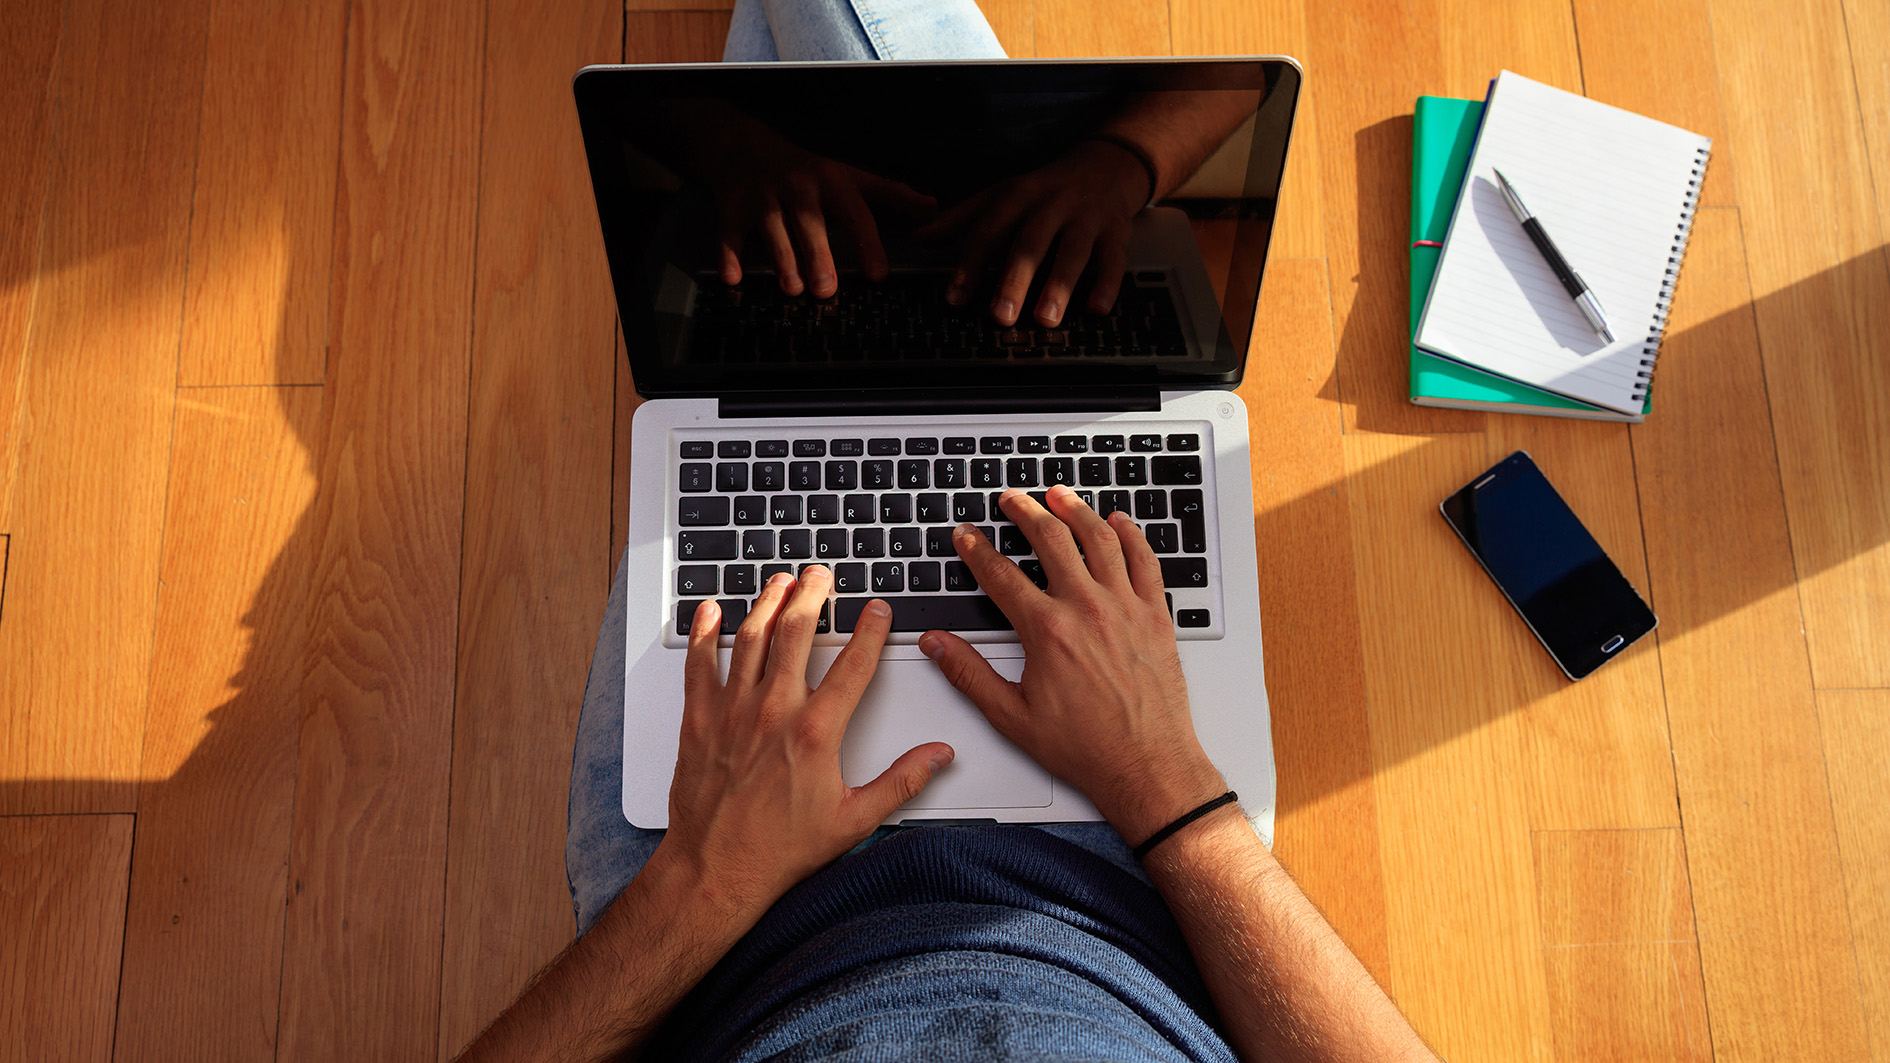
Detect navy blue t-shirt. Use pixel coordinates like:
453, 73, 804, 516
649, 826, 1237, 1062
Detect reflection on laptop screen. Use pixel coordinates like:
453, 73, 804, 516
575, 60, 1300, 397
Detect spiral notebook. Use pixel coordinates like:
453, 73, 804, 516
1413, 71, 1711, 416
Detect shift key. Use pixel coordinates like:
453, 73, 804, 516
677, 530, 739, 560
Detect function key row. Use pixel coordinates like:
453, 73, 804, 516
680, 455, 1203, 493
681, 433, 1200, 460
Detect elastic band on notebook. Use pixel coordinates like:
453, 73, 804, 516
1412, 240, 1443, 248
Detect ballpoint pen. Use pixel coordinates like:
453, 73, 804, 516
1493, 168, 1614, 344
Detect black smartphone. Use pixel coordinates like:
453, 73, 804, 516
1440, 451, 1657, 680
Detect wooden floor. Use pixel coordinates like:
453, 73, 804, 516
1, 0, 1885, 1059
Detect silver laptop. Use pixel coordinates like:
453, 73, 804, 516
574, 57, 1302, 843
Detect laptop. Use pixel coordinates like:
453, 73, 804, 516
574, 57, 1302, 844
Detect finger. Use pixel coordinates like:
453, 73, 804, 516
952, 522, 1043, 620
1035, 223, 1098, 327
788, 183, 838, 298
1084, 221, 1131, 315
727, 571, 795, 692
917, 630, 1028, 726
849, 741, 955, 829
949, 195, 1032, 310
998, 488, 1089, 594
859, 172, 939, 220
1046, 484, 1133, 593
716, 205, 745, 287
683, 599, 723, 698
991, 212, 1063, 327
912, 187, 989, 244
811, 597, 892, 719
1112, 511, 1167, 605
766, 565, 832, 689
761, 197, 802, 295
831, 182, 889, 281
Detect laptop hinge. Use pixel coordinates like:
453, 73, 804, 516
717, 386, 1162, 419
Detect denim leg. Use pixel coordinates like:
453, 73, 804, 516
726, 0, 1005, 63
722, 0, 781, 63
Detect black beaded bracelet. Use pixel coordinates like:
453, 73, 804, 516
1131, 791, 1239, 861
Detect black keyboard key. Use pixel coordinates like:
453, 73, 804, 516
770, 495, 804, 525
752, 461, 785, 492
808, 494, 840, 524
816, 528, 849, 559
973, 525, 996, 547
945, 561, 978, 591
718, 440, 752, 458
835, 594, 1013, 632
1129, 433, 1163, 452
1166, 434, 1198, 452
1054, 435, 1088, 453
716, 462, 749, 492
680, 462, 713, 492
1177, 608, 1210, 628
678, 530, 738, 560
1151, 455, 1203, 485
675, 600, 705, 636
862, 460, 894, 490
970, 458, 1003, 488
1173, 489, 1206, 552
761, 562, 794, 583
675, 564, 717, 596
953, 493, 986, 522
1146, 523, 1179, 554
905, 437, 940, 455
723, 564, 757, 595
779, 529, 813, 559
831, 438, 865, 457
678, 496, 729, 526
1099, 490, 1131, 517
793, 439, 827, 457
756, 439, 790, 457
852, 528, 885, 558
868, 437, 901, 455
1114, 456, 1147, 486
934, 458, 967, 489
989, 492, 1012, 523
1078, 457, 1112, 486
1018, 435, 1051, 454
880, 493, 912, 524
1092, 434, 1125, 452
916, 493, 950, 523
1133, 490, 1168, 520
825, 460, 858, 490
979, 436, 1013, 454
871, 562, 904, 593
1044, 458, 1075, 486
1005, 458, 1039, 487
1019, 560, 1048, 589
842, 494, 876, 524
680, 440, 713, 458
897, 460, 930, 489
926, 527, 956, 557
789, 461, 821, 491
734, 495, 767, 525
909, 561, 942, 592
742, 530, 775, 560
1159, 557, 1208, 588
716, 599, 748, 634
889, 527, 923, 557
944, 436, 976, 454
834, 563, 866, 594
1077, 490, 1095, 508
999, 525, 1032, 556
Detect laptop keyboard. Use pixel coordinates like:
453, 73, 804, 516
669, 428, 1221, 642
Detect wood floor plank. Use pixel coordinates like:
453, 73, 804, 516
1819, 689, 1890, 1063
0, 0, 209, 815
113, 386, 322, 1063
1630, 207, 1871, 1061
1236, 259, 1389, 985
625, 9, 731, 62
0, 0, 63, 532
1534, 830, 1713, 1063
436, 0, 621, 1054
177, 0, 347, 387
1708, 0, 1890, 688
627, 0, 730, 9
1031, 0, 1169, 57
612, 325, 640, 586
274, 0, 484, 1056
974, 0, 1035, 57
1841, 0, 1890, 241
0, 814, 135, 1063
1169, 0, 1326, 261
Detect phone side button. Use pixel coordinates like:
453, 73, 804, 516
1600, 634, 1626, 653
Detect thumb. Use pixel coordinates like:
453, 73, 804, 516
853, 742, 955, 824
919, 630, 1027, 725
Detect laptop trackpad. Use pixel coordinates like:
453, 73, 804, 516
824, 655, 1053, 810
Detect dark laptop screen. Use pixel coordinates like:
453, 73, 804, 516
574, 59, 1300, 399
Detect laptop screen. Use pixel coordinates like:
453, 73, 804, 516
575, 59, 1300, 399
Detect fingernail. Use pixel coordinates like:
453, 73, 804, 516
866, 598, 891, 617
918, 633, 943, 660
993, 297, 1015, 321
1048, 484, 1072, 499
945, 286, 965, 306
927, 749, 954, 774
1040, 301, 1060, 323
767, 572, 793, 588
954, 522, 975, 537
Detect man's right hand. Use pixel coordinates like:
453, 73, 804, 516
916, 485, 1226, 844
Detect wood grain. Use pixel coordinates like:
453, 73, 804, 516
1819, 689, 1890, 1063
626, 0, 731, 9
0, 0, 209, 814
974, 0, 1035, 57
113, 386, 321, 1063
1237, 259, 1389, 985
1708, 0, 1890, 688
612, 325, 641, 586
1031, 0, 1169, 57
1631, 207, 1871, 1061
1535, 830, 1712, 1063
273, 0, 484, 1056
0, 814, 134, 1063
435, 0, 621, 1053
1840, 0, 1890, 244
177, 0, 347, 386
0, 0, 62, 532
625, 9, 732, 62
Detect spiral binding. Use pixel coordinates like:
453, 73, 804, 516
1632, 144, 1712, 402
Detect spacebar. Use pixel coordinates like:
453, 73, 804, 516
833, 595, 1015, 633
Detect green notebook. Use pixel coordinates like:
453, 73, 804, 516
1409, 96, 1649, 422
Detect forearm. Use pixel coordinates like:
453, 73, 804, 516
453, 846, 759, 1063
1142, 806, 1438, 1063
1097, 90, 1259, 200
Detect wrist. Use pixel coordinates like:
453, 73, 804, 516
1092, 751, 1227, 844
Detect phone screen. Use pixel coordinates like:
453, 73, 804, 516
1440, 451, 1657, 680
